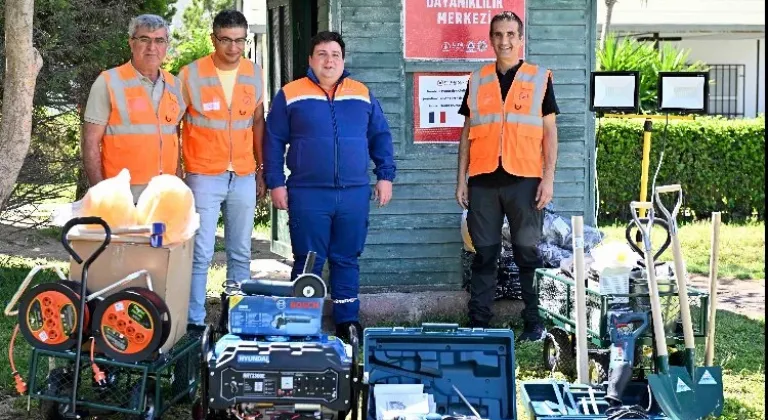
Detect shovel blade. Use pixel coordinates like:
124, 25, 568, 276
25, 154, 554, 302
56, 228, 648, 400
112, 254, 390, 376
647, 373, 684, 420
647, 371, 699, 420
693, 366, 725, 418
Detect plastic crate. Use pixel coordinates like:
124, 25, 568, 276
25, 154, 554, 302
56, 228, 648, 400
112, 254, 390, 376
362, 323, 516, 420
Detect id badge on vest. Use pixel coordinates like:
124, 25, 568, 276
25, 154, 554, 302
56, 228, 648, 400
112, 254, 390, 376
203, 101, 221, 111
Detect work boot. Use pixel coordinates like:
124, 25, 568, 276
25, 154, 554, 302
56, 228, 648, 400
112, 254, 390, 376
517, 322, 546, 342
335, 321, 364, 346
186, 323, 208, 339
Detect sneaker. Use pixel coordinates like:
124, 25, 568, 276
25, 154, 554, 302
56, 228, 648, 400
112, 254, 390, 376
335, 321, 364, 345
517, 323, 546, 342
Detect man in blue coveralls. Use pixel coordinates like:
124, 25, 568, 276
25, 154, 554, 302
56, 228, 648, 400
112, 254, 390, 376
264, 31, 396, 343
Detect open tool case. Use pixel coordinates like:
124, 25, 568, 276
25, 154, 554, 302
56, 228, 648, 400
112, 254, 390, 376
360, 323, 516, 420
519, 380, 668, 419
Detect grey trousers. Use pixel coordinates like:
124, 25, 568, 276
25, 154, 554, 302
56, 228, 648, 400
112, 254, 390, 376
466, 176, 544, 328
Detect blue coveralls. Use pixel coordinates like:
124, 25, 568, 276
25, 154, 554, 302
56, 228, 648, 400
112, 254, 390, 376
263, 68, 396, 325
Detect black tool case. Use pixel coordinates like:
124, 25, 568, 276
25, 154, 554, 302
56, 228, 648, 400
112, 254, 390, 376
360, 323, 516, 420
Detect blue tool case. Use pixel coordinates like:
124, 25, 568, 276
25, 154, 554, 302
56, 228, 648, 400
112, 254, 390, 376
361, 323, 516, 420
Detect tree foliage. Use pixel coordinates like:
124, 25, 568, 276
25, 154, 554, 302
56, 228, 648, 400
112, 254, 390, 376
165, 0, 232, 75
0, 0, 177, 222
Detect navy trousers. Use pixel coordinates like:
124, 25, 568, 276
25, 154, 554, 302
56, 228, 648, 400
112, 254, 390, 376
287, 186, 370, 325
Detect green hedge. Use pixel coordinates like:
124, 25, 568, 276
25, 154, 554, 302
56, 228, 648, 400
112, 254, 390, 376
595, 115, 765, 223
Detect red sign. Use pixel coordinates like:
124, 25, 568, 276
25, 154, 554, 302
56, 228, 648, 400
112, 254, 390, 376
404, 0, 526, 60
413, 72, 470, 143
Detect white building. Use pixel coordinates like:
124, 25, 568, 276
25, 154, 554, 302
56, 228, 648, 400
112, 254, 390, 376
598, 0, 765, 118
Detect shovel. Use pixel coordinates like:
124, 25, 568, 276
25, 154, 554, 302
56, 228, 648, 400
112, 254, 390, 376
630, 201, 688, 420
655, 185, 724, 418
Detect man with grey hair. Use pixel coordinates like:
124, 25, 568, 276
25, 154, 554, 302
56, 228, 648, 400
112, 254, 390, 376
82, 14, 185, 202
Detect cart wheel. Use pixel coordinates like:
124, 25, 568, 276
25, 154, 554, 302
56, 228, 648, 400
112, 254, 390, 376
589, 353, 609, 384
171, 353, 196, 404
39, 367, 74, 420
129, 378, 157, 419
542, 327, 575, 377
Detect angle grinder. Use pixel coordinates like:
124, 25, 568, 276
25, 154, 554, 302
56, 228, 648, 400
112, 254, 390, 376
235, 252, 326, 298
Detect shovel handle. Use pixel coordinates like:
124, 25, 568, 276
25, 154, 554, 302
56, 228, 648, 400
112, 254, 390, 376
629, 202, 669, 361
705, 212, 721, 366
655, 186, 696, 354
654, 184, 683, 235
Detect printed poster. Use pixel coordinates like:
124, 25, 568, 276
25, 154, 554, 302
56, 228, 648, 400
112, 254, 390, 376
414, 72, 470, 143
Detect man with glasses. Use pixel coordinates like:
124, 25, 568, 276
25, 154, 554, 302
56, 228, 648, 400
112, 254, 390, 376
264, 31, 396, 344
456, 11, 560, 341
82, 14, 184, 203
178, 10, 266, 332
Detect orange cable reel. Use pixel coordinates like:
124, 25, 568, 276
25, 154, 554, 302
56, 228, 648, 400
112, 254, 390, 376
16, 280, 100, 352
91, 287, 171, 362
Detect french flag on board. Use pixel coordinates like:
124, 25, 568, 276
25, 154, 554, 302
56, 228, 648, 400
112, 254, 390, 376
428, 110, 447, 124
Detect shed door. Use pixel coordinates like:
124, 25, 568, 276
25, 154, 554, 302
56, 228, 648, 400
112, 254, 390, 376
266, 0, 325, 258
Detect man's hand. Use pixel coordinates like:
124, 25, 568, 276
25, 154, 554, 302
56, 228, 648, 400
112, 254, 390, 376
373, 180, 393, 207
536, 175, 554, 210
256, 173, 266, 201
271, 186, 288, 210
456, 182, 468, 209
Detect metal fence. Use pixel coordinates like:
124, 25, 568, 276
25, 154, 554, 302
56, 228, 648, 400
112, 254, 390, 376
707, 64, 746, 118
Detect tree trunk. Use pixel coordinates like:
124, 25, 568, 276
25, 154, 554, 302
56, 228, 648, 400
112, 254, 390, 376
599, 0, 618, 52
0, 0, 44, 209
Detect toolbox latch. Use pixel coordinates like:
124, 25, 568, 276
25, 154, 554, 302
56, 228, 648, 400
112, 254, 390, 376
421, 323, 460, 333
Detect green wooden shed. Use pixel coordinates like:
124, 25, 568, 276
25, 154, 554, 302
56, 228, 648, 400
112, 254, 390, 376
264, 0, 598, 292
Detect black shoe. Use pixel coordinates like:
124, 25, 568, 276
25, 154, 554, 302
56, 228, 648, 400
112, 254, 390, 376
335, 321, 364, 345
187, 323, 207, 338
517, 323, 546, 342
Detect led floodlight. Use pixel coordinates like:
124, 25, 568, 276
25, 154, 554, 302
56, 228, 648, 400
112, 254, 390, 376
657, 71, 709, 114
589, 71, 640, 114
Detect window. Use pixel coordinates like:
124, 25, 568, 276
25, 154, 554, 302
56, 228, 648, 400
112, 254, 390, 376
707, 64, 745, 118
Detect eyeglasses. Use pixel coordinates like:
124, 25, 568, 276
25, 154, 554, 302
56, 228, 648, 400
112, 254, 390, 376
131, 36, 168, 46
214, 34, 251, 47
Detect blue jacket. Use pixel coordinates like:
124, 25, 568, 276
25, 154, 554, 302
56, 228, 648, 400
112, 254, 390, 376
264, 68, 396, 189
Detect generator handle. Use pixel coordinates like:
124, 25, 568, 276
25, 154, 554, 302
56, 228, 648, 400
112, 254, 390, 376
60, 216, 112, 265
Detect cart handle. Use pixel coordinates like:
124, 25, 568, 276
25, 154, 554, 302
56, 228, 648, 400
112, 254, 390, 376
60, 216, 112, 265
625, 217, 671, 262
3, 265, 67, 317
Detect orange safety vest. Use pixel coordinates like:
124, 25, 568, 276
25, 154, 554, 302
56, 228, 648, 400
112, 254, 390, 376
466, 62, 551, 178
181, 54, 264, 176
102, 62, 184, 185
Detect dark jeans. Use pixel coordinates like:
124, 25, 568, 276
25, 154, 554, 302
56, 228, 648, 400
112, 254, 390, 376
466, 176, 544, 328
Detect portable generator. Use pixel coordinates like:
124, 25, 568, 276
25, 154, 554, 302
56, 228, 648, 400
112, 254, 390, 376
193, 252, 361, 420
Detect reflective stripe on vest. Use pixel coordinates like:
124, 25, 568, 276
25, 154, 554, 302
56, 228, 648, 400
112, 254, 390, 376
466, 62, 550, 178
102, 62, 183, 185
181, 55, 264, 176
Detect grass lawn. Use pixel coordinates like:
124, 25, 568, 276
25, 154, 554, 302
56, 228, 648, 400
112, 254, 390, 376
598, 220, 764, 280
0, 222, 763, 418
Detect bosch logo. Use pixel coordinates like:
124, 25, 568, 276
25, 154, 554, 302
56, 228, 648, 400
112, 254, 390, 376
290, 301, 320, 309
276, 300, 286, 310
